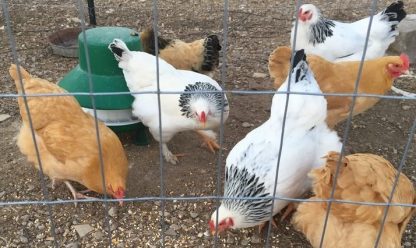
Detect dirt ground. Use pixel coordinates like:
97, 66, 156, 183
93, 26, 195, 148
0, 0, 415, 247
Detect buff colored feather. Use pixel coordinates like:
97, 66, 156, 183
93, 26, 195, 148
268, 46, 409, 128
9, 64, 128, 201
292, 152, 415, 248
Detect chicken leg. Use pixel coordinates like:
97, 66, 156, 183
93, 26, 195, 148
280, 202, 296, 221
161, 143, 187, 165
196, 130, 220, 153
64, 181, 97, 206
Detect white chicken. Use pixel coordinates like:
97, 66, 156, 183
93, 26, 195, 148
291, 1, 406, 62
209, 50, 342, 234
109, 39, 229, 164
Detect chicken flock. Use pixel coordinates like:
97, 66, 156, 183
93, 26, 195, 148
7, 1, 415, 247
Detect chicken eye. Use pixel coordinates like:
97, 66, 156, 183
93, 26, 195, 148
305, 10, 310, 14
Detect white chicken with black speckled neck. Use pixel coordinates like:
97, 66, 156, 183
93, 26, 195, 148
109, 39, 229, 164
209, 49, 342, 234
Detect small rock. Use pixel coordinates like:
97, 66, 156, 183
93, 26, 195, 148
197, 232, 203, 238
108, 207, 117, 217
190, 212, 199, 218
0, 191, 5, 198
69, 17, 81, 23
251, 235, 261, 244
402, 105, 411, 110
0, 114, 11, 122
20, 215, 30, 222
92, 231, 104, 240
36, 233, 44, 239
252, 72, 267, 78
19, 236, 28, 243
404, 241, 412, 247
27, 184, 35, 191
242, 122, 252, 128
226, 236, 234, 244
170, 224, 180, 231
165, 228, 177, 236
110, 223, 118, 231
73, 224, 94, 238
65, 242, 79, 248
241, 239, 249, 246
177, 211, 185, 219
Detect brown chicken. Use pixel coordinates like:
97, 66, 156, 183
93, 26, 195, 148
268, 46, 410, 128
292, 152, 415, 248
9, 64, 128, 205
140, 28, 221, 76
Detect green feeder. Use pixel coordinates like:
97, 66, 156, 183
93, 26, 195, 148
58, 26, 148, 145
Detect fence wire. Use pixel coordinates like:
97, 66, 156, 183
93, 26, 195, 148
0, 0, 415, 247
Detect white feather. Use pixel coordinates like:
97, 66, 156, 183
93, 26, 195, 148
109, 39, 229, 163
211, 52, 342, 230
291, 3, 403, 62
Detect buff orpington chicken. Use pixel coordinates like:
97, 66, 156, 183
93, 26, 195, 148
292, 152, 416, 248
9, 64, 128, 205
268, 46, 409, 128
140, 28, 221, 77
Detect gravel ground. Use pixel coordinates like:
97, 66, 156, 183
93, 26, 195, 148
0, 0, 415, 247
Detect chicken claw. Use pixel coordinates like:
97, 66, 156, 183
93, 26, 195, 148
196, 130, 220, 153
64, 181, 97, 206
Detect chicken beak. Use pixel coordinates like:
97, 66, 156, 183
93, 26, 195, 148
200, 111, 207, 128
403, 70, 410, 75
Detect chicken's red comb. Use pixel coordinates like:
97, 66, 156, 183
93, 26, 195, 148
400, 53, 410, 70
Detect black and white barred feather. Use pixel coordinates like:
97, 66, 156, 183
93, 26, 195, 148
309, 17, 335, 45
178, 82, 229, 118
222, 163, 273, 224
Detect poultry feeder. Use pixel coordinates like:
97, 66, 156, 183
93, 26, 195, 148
58, 26, 148, 145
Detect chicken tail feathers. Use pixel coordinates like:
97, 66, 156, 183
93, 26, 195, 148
109, 39, 131, 62
140, 28, 172, 55
201, 35, 221, 72
9, 64, 31, 92
382, 1, 406, 31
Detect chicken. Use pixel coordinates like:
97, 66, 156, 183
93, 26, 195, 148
268, 46, 410, 128
109, 39, 229, 164
140, 28, 221, 77
292, 152, 416, 248
9, 64, 128, 205
291, 1, 406, 62
209, 50, 341, 235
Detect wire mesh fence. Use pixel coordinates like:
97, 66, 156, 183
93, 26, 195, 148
0, 0, 415, 247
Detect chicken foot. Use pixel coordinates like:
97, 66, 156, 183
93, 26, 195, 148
64, 181, 97, 206
162, 143, 187, 165
195, 130, 220, 153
